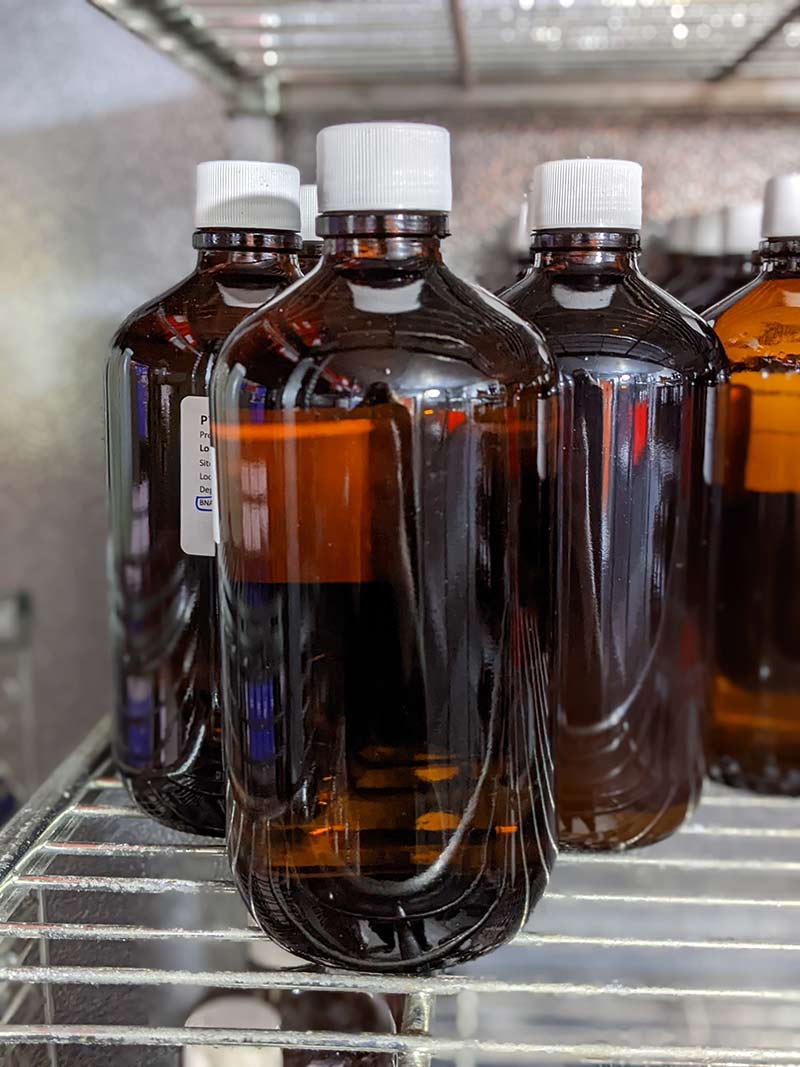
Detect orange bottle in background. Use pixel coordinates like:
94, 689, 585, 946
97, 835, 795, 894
707, 173, 800, 795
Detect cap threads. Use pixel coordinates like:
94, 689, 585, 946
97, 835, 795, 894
530, 158, 642, 232
317, 123, 452, 214
194, 161, 301, 232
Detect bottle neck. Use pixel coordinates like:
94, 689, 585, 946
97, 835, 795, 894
531, 230, 641, 272
759, 237, 800, 276
193, 229, 302, 273
319, 212, 448, 269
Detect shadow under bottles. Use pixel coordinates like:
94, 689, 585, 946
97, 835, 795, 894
212, 211, 559, 972
502, 230, 728, 850
106, 229, 303, 836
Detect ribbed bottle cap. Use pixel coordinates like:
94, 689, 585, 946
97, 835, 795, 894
723, 200, 763, 256
512, 195, 530, 258
763, 173, 800, 238
691, 209, 725, 257
194, 160, 301, 231
530, 158, 642, 231
317, 122, 452, 213
299, 183, 319, 242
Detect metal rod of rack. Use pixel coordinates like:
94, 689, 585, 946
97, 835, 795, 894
1, 724, 799, 1064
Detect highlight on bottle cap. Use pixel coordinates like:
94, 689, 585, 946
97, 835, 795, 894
529, 158, 642, 233
763, 173, 800, 238
299, 183, 319, 242
723, 200, 763, 256
316, 122, 452, 214
691, 208, 725, 257
194, 160, 301, 232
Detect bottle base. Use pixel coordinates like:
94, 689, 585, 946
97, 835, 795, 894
123, 773, 226, 837
557, 797, 699, 851
708, 757, 800, 797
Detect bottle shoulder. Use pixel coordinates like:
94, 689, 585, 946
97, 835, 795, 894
110, 268, 300, 370
217, 263, 557, 393
706, 275, 800, 366
503, 269, 726, 379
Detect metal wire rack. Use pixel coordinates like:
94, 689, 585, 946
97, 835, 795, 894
1, 719, 799, 1065
86, 0, 800, 114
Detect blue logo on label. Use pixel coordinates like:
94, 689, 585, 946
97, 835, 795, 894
195, 496, 213, 512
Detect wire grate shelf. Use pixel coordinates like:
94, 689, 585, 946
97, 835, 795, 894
0, 719, 799, 1065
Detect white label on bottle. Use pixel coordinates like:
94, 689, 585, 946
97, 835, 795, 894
210, 445, 221, 546
180, 396, 215, 557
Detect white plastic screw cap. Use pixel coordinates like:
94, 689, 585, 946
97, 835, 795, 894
512, 195, 531, 258
763, 173, 800, 238
530, 158, 642, 232
195, 160, 301, 231
691, 209, 725, 257
299, 183, 319, 242
317, 122, 452, 213
723, 200, 763, 256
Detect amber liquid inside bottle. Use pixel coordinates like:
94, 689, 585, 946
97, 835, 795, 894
503, 230, 727, 849
708, 242, 800, 794
106, 230, 302, 835
213, 213, 558, 972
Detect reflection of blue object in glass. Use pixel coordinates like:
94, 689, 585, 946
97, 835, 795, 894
0, 781, 16, 825
124, 677, 155, 766
243, 383, 267, 424
134, 362, 149, 440
246, 679, 275, 762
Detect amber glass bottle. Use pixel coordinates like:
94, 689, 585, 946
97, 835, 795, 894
106, 161, 302, 835
213, 123, 558, 972
707, 175, 800, 794
299, 184, 323, 273
661, 216, 694, 296
503, 159, 727, 849
684, 201, 761, 314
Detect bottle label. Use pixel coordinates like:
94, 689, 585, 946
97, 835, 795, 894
180, 396, 215, 557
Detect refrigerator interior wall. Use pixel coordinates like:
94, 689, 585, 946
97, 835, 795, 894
0, 0, 230, 782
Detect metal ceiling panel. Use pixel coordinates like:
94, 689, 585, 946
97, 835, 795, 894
87, 0, 800, 106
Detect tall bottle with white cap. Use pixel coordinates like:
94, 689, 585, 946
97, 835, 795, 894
708, 174, 800, 794
660, 215, 694, 293
106, 160, 303, 834
502, 158, 727, 849
212, 122, 558, 970
299, 183, 322, 272
667, 209, 724, 305
680, 208, 728, 312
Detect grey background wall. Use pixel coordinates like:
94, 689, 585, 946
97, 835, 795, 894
4, 1, 800, 780
0, 1, 228, 780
